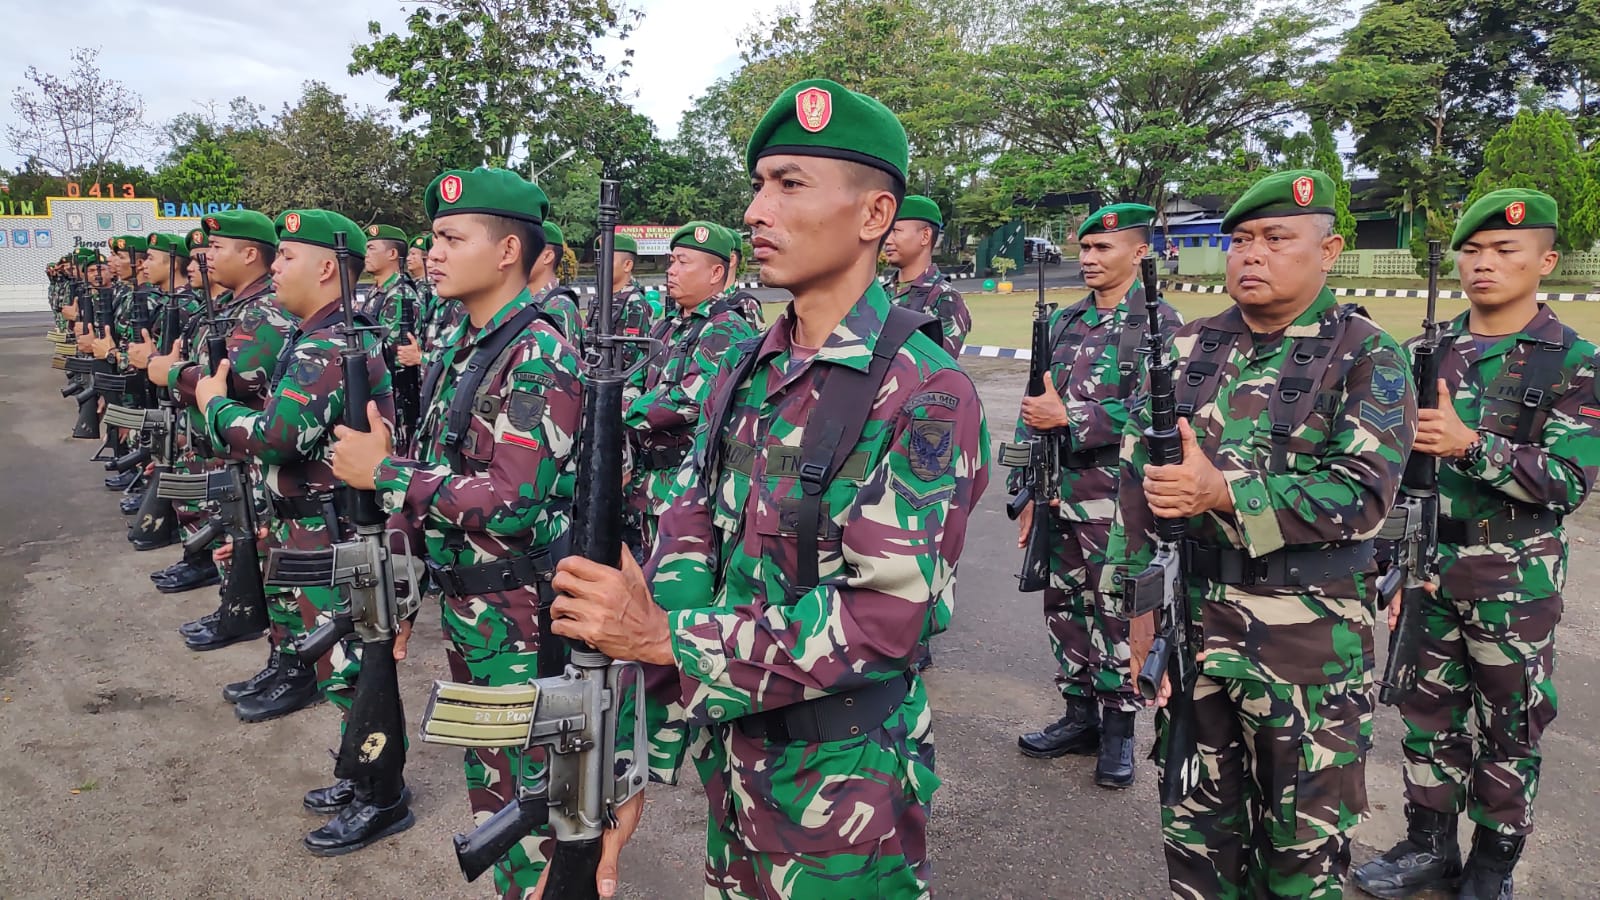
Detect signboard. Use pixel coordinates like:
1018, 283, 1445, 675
614, 224, 675, 256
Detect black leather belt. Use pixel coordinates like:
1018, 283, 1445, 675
1438, 508, 1561, 547
735, 673, 913, 743
270, 493, 333, 521
427, 548, 557, 597
1062, 445, 1118, 470
1186, 540, 1375, 588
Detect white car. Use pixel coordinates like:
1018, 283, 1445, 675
1023, 237, 1062, 265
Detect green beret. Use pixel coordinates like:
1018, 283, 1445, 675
1451, 188, 1559, 250
598, 233, 638, 255
723, 225, 745, 256
425, 167, 548, 225
409, 232, 433, 252
542, 221, 565, 249
897, 195, 943, 228
146, 233, 189, 258
1221, 169, 1336, 233
363, 223, 408, 244
185, 227, 209, 252
745, 78, 908, 187
202, 209, 278, 246
113, 234, 149, 254
74, 247, 101, 265
670, 221, 735, 262
275, 209, 368, 256
1078, 203, 1156, 239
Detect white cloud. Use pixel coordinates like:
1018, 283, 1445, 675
0, 0, 807, 168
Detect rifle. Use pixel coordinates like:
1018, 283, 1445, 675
70, 285, 116, 440
1115, 256, 1200, 807
999, 253, 1060, 591
264, 231, 415, 798
392, 275, 422, 453
121, 261, 187, 546
1375, 239, 1443, 707
421, 180, 647, 892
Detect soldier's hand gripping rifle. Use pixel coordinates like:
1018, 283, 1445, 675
420, 180, 648, 894
999, 253, 1060, 591
158, 254, 271, 642
1114, 256, 1200, 806
70, 285, 117, 440
120, 255, 189, 547
1375, 240, 1443, 707
264, 231, 417, 798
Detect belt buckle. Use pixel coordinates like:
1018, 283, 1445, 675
1478, 519, 1494, 546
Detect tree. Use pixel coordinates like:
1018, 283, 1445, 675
152, 139, 243, 205
1547, 0, 1600, 147
1310, 119, 1358, 247
7, 47, 151, 183
1470, 109, 1600, 253
231, 82, 431, 230
976, 0, 1327, 211
349, 0, 640, 169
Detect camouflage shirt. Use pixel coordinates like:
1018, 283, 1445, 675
1411, 304, 1599, 591
368, 272, 425, 351
417, 288, 464, 361
890, 263, 971, 357
533, 282, 585, 346
624, 295, 759, 514
1007, 282, 1183, 523
587, 281, 655, 367
374, 288, 582, 651
205, 299, 395, 500
171, 276, 294, 462
1103, 287, 1418, 685
644, 283, 991, 853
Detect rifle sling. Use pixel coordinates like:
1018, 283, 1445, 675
421, 301, 559, 471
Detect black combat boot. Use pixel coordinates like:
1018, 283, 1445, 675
303, 776, 415, 856
154, 560, 221, 594
178, 610, 221, 638
303, 779, 356, 815
1457, 827, 1523, 900
1018, 695, 1100, 758
222, 646, 283, 703
1352, 804, 1462, 898
183, 614, 263, 652
104, 467, 140, 491
1094, 708, 1136, 788
233, 655, 322, 723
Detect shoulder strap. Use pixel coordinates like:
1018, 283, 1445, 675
1115, 305, 1149, 398
435, 302, 559, 468
907, 273, 947, 314
1513, 325, 1576, 443
1174, 308, 1246, 419
793, 306, 936, 600
1265, 333, 1337, 473
696, 335, 768, 482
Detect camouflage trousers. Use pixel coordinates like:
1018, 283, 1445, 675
446, 641, 551, 900
1398, 584, 1561, 836
1043, 519, 1137, 712
1161, 673, 1371, 899
704, 798, 931, 899
270, 514, 359, 711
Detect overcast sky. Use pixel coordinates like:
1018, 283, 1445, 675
0, 0, 801, 169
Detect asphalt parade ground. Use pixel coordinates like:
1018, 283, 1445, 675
1, 332, 1598, 898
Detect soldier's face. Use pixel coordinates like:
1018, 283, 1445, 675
429, 216, 513, 300
883, 221, 930, 267
612, 251, 635, 284
1457, 229, 1559, 308
666, 248, 725, 306
1225, 217, 1342, 309
143, 251, 163, 287
1079, 231, 1148, 291
270, 243, 333, 317
407, 247, 427, 279
111, 254, 133, 280
187, 254, 203, 286
745, 155, 896, 291
87, 265, 110, 288
205, 236, 257, 290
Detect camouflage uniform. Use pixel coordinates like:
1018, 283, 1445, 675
586, 280, 654, 367
416, 288, 464, 363
644, 285, 991, 897
533, 283, 584, 346
624, 294, 758, 552
1009, 283, 1182, 712
721, 285, 766, 329
1396, 305, 1599, 836
367, 272, 426, 352
374, 288, 581, 899
890, 263, 971, 357
206, 300, 395, 707
1103, 288, 1417, 898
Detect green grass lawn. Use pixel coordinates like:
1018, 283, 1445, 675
962, 290, 1600, 350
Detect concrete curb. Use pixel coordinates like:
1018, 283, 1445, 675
1165, 281, 1599, 303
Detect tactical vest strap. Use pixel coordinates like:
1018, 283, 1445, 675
792, 307, 939, 600
1511, 329, 1574, 443
1116, 309, 1148, 397
1266, 337, 1335, 473
422, 301, 559, 470
1174, 324, 1242, 419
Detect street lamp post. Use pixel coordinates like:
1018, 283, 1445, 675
530, 147, 576, 183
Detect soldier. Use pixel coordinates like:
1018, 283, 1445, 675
1353, 190, 1600, 900
589, 232, 654, 356
526, 220, 585, 343
89, 235, 155, 491
1102, 169, 1417, 897
716, 224, 765, 327
195, 209, 409, 855
1013, 203, 1181, 789
148, 211, 296, 635
884, 194, 971, 357
396, 232, 445, 420
549, 78, 992, 898
361, 223, 423, 343
625, 220, 758, 555
330, 167, 583, 899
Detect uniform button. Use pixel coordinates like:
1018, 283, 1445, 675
709, 706, 724, 719
1248, 498, 1263, 510
698, 657, 714, 675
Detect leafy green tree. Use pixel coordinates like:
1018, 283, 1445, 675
1471, 109, 1600, 252
152, 139, 242, 205
349, 0, 640, 169
1310, 118, 1357, 246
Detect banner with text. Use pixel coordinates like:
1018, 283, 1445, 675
614, 224, 675, 256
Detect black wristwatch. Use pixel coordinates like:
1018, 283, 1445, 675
1455, 434, 1485, 471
